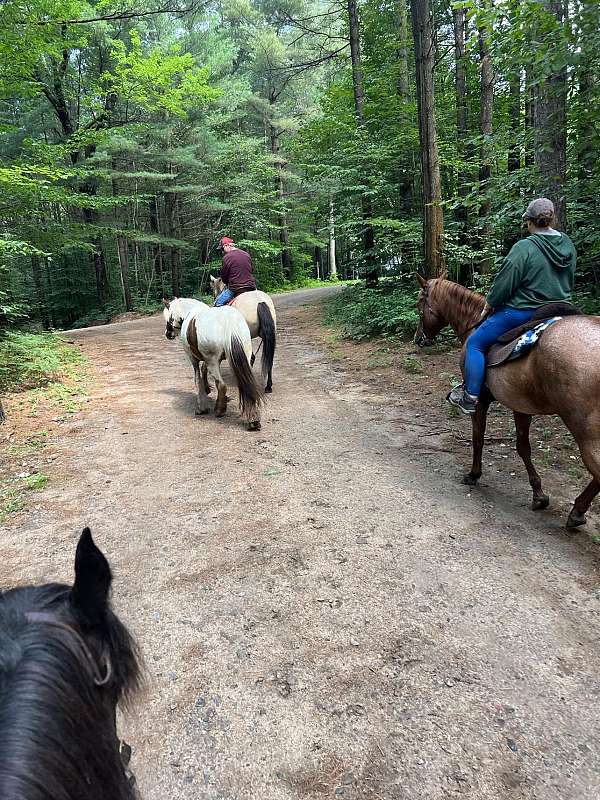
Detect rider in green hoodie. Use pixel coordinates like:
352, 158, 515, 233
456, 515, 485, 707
449, 198, 577, 415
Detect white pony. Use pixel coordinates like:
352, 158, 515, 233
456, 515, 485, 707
163, 297, 264, 431
210, 276, 277, 393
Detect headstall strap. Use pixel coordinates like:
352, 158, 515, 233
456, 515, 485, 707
25, 611, 112, 686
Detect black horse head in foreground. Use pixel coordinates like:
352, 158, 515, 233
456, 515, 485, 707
0, 528, 141, 799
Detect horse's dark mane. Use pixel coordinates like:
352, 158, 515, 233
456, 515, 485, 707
429, 279, 486, 336
0, 583, 140, 800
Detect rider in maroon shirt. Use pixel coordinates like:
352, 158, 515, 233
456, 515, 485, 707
214, 237, 256, 306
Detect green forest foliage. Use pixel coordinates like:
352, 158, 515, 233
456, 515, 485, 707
0, 0, 598, 331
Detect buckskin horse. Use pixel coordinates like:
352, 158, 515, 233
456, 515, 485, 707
210, 276, 277, 393
414, 275, 600, 529
0, 528, 141, 799
164, 297, 264, 430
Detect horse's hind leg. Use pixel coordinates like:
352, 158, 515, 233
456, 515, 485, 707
201, 362, 211, 395
463, 389, 491, 486
514, 412, 549, 510
194, 360, 212, 416
567, 440, 600, 528
207, 358, 228, 417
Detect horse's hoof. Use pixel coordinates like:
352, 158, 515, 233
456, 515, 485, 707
215, 409, 226, 418
195, 407, 210, 416
265, 386, 273, 394
462, 473, 479, 486
532, 494, 550, 511
247, 420, 261, 431
566, 510, 587, 529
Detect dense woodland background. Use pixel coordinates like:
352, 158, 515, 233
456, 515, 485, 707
0, 0, 598, 334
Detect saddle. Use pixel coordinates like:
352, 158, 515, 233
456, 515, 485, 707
487, 302, 582, 368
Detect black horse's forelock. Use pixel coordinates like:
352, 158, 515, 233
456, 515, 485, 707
0, 583, 141, 800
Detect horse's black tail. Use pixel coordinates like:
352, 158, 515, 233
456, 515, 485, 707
227, 334, 264, 423
257, 301, 276, 380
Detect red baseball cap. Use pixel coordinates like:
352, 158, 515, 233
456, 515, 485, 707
220, 236, 234, 246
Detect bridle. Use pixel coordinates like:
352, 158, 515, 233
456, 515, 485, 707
419, 290, 481, 343
25, 611, 112, 686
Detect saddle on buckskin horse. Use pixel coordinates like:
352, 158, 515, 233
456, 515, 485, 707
487, 302, 582, 368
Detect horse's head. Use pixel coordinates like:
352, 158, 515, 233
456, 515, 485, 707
210, 274, 224, 298
0, 528, 141, 797
163, 297, 184, 340
414, 274, 446, 347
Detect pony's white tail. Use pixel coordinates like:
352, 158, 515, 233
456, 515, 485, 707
225, 334, 265, 424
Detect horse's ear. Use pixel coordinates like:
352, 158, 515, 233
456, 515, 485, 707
209, 274, 217, 283
72, 528, 112, 626
162, 298, 170, 309
415, 273, 428, 289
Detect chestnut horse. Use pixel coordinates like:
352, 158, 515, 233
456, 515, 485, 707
414, 276, 600, 529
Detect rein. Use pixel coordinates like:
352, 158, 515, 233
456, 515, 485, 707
25, 611, 112, 686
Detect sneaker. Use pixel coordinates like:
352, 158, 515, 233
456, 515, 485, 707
446, 384, 478, 415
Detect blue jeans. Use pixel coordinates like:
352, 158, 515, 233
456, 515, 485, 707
214, 288, 235, 306
465, 306, 537, 397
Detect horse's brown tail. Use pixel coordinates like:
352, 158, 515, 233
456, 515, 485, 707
227, 334, 264, 422
257, 301, 276, 380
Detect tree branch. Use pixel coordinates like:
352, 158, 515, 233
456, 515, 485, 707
34, 2, 204, 26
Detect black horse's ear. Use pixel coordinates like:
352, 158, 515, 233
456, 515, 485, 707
415, 273, 428, 289
72, 528, 112, 626
162, 298, 170, 309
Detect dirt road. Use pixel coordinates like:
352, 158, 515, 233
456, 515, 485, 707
3, 287, 600, 799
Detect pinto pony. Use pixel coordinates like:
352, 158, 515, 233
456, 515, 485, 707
0, 528, 141, 800
210, 276, 277, 393
414, 276, 600, 529
163, 297, 264, 431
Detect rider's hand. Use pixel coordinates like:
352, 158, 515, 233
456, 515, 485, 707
480, 301, 492, 320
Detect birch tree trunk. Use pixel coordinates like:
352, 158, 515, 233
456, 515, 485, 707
329, 199, 337, 279
410, 0, 445, 276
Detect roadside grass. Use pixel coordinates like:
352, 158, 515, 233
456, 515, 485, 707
0, 331, 90, 523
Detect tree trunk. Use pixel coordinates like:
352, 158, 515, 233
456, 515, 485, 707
348, 0, 376, 278
269, 117, 293, 280
0, 397, 5, 425
112, 160, 133, 311
31, 254, 50, 329
576, 0, 596, 205
148, 196, 165, 296
453, 4, 470, 278
91, 238, 109, 307
396, 0, 410, 99
533, 0, 567, 229
524, 68, 534, 167
410, 0, 445, 277
478, 25, 494, 273
507, 72, 521, 173
116, 234, 134, 311
348, 0, 366, 123
329, 199, 338, 279
164, 190, 181, 295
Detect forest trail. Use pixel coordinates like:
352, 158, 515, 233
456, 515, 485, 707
4, 287, 600, 800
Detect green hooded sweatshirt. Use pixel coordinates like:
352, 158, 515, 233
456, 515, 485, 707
486, 232, 577, 310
